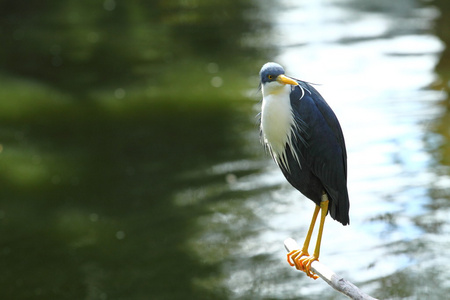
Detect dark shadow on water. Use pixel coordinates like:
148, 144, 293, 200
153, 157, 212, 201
0, 99, 244, 299
0, 1, 274, 299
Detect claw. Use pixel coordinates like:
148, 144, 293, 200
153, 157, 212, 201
300, 255, 319, 280
287, 250, 319, 280
287, 250, 297, 266
287, 249, 308, 271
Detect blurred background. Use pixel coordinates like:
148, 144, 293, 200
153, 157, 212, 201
0, 0, 449, 299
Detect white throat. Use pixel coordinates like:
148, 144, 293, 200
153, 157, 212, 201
260, 82, 300, 171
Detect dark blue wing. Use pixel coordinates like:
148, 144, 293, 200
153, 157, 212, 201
289, 81, 349, 225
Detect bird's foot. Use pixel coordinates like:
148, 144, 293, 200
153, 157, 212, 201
299, 255, 319, 279
287, 249, 307, 269
287, 250, 319, 280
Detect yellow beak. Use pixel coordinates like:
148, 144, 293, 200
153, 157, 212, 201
277, 74, 298, 86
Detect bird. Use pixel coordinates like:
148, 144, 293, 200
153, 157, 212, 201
258, 62, 349, 279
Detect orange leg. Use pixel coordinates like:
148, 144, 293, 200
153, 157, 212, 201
287, 196, 329, 280
287, 204, 320, 276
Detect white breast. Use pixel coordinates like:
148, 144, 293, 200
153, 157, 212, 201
260, 84, 296, 171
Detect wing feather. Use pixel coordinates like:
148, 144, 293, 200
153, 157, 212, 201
290, 82, 349, 224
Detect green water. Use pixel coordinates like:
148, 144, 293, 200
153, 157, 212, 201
0, 1, 449, 299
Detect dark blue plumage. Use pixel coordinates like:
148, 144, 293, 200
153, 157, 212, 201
282, 81, 349, 225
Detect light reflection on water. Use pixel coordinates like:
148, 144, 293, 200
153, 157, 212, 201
183, 0, 450, 299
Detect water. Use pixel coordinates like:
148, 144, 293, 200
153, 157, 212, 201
0, 0, 449, 299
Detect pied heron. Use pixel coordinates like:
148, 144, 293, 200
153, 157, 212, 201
259, 62, 349, 279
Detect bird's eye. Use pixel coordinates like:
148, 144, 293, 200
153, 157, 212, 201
268, 75, 273, 80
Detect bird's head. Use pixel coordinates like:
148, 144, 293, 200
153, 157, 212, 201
259, 62, 298, 95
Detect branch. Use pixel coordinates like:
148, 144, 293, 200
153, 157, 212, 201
284, 238, 378, 300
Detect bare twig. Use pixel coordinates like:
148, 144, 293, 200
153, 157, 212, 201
284, 238, 378, 300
